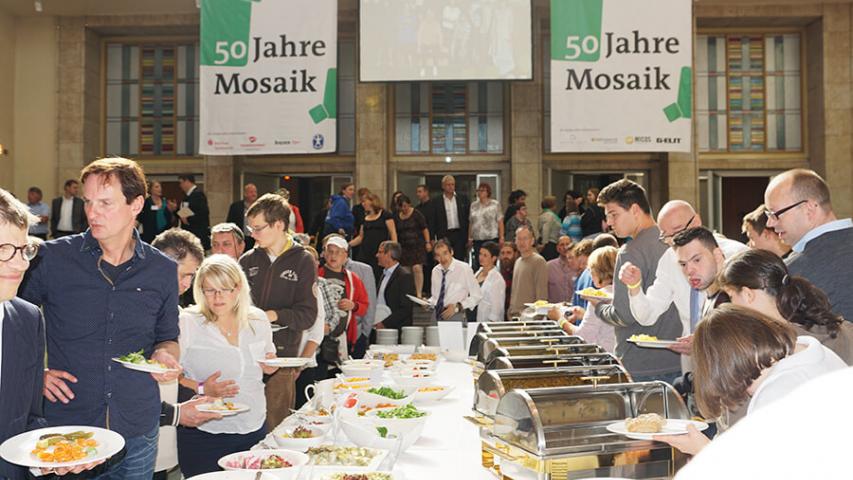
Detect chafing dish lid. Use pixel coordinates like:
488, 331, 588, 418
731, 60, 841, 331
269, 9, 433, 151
478, 332, 576, 362
484, 340, 597, 364
492, 381, 689, 455
486, 352, 622, 370
470, 329, 569, 356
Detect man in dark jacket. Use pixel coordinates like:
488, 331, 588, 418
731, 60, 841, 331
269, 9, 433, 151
50, 179, 87, 238
177, 174, 211, 250
434, 175, 470, 261
239, 193, 318, 429
226, 183, 258, 250
374, 241, 414, 330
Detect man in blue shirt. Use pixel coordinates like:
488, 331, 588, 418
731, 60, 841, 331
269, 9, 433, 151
21, 158, 181, 480
26, 187, 50, 240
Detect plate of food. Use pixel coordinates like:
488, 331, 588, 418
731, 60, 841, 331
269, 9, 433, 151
259, 357, 311, 368
524, 300, 560, 315
219, 449, 308, 480
606, 413, 708, 440
112, 349, 177, 374
577, 288, 613, 303
196, 399, 250, 416
0, 426, 125, 469
270, 325, 289, 333
306, 445, 388, 472
627, 334, 679, 348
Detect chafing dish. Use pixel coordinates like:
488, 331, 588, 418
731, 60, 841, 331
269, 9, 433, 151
471, 329, 569, 357
477, 333, 577, 363
482, 341, 601, 365
474, 365, 632, 419
477, 321, 560, 334
487, 382, 689, 480
486, 352, 621, 371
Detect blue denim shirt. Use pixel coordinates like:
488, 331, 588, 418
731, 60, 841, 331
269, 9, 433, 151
20, 230, 179, 438
572, 268, 594, 309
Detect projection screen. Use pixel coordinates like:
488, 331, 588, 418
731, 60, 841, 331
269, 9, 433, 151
359, 0, 532, 81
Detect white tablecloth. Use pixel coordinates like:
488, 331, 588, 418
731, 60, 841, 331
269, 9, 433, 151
260, 360, 493, 480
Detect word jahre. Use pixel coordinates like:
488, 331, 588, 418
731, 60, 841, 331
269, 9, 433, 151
252, 35, 326, 63
604, 30, 680, 59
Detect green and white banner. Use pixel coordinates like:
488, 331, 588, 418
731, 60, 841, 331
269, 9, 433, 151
550, 0, 692, 152
200, 0, 337, 155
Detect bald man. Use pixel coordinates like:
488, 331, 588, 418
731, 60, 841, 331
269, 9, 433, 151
764, 168, 853, 322
226, 183, 259, 250
617, 200, 746, 366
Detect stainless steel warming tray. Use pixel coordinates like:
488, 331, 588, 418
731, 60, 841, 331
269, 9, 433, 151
485, 352, 621, 371
486, 382, 690, 479
470, 329, 569, 357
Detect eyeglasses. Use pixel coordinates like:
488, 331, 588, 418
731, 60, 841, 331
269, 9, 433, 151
0, 242, 39, 262
764, 200, 807, 221
659, 214, 696, 243
202, 287, 236, 297
246, 223, 269, 235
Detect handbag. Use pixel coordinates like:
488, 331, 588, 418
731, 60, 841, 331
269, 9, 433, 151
319, 270, 355, 365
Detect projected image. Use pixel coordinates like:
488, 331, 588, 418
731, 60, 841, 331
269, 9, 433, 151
360, 0, 532, 81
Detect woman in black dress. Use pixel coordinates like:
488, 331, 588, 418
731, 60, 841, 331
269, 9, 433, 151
395, 195, 430, 298
349, 192, 397, 281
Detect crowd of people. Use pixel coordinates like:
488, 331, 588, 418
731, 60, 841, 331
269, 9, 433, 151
1, 160, 851, 478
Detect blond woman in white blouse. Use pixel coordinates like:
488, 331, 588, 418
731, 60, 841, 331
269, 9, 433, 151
176, 254, 279, 477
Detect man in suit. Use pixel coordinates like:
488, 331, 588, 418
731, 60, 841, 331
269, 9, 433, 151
0, 188, 103, 479
226, 183, 258, 250
177, 174, 211, 250
50, 179, 87, 238
374, 241, 414, 330
434, 175, 470, 262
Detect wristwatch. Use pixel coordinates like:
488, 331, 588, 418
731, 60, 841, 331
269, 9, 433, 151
456, 303, 463, 313
197, 382, 205, 395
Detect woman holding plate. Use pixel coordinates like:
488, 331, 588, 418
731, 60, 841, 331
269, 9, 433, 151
176, 254, 279, 477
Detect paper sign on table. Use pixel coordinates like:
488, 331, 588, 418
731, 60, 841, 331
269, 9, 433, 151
438, 322, 464, 352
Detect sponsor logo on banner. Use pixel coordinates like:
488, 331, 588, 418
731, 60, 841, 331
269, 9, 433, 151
200, 0, 338, 155
550, 0, 692, 152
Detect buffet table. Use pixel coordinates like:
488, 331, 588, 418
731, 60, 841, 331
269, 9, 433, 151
257, 359, 493, 480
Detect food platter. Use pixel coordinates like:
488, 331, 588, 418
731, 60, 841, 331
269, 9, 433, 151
606, 419, 709, 440
0, 426, 125, 469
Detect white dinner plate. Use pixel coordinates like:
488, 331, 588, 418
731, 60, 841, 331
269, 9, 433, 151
627, 338, 679, 348
606, 418, 709, 440
261, 357, 311, 368
271, 325, 289, 333
111, 358, 177, 374
0, 426, 125, 469
197, 402, 251, 416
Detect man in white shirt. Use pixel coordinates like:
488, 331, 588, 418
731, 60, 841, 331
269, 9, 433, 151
619, 200, 746, 368
429, 239, 482, 321
50, 179, 86, 238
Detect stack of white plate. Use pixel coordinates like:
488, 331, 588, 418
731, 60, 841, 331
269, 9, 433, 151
376, 329, 398, 345
400, 326, 424, 346
425, 326, 440, 346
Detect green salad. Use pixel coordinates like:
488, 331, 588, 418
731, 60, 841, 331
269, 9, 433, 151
367, 386, 407, 400
119, 349, 148, 364
374, 403, 425, 419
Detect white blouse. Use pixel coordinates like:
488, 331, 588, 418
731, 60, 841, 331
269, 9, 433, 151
475, 267, 506, 322
179, 306, 275, 434
748, 335, 846, 414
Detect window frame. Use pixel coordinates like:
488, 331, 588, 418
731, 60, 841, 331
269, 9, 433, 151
391, 81, 510, 157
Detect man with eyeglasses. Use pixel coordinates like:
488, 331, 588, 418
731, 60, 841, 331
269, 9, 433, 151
617, 200, 746, 371
21, 158, 182, 479
238, 193, 318, 429
764, 168, 853, 323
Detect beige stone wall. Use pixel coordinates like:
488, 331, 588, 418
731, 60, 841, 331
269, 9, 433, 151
0, 9, 16, 191
13, 16, 58, 200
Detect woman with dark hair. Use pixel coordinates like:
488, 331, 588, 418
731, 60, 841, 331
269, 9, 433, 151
655, 304, 844, 455
503, 189, 527, 225
137, 180, 174, 243
504, 202, 532, 243
394, 194, 430, 297
719, 249, 853, 364
580, 187, 606, 237
389, 190, 404, 215
473, 241, 505, 322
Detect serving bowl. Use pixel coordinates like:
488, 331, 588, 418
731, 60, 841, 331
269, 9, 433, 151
272, 425, 327, 451
218, 449, 309, 480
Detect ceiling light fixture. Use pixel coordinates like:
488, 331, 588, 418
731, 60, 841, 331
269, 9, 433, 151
34, 0, 43, 13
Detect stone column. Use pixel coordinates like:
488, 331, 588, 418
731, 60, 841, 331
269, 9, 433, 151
204, 155, 235, 225
820, 4, 853, 218
510, 81, 544, 216
56, 18, 88, 187
355, 83, 388, 200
